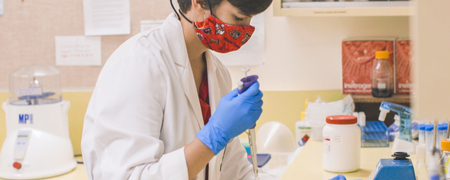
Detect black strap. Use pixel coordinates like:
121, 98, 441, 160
175, 0, 214, 24
179, 9, 193, 24
206, 0, 212, 14
170, 0, 180, 20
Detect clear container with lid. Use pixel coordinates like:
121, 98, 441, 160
323, 115, 361, 172
9, 65, 62, 105
371, 51, 394, 98
426, 124, 435, 152
440, 139, 450, 179
418, 123, 426, 145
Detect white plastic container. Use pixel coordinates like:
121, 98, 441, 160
295, 120, 311, 146
323, 115, 361, 172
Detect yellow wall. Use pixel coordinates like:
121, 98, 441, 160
0, 90, 344, 155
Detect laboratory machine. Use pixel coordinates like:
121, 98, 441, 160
368, 152, 415, 180
378, 101, 417, 153
0, 65, 77, 179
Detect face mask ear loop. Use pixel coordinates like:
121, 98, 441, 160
178, 9, 194, 24
170, 0, 180, 20
206, 0, 213, 16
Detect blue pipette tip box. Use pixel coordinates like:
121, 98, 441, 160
360, 121, 389, 148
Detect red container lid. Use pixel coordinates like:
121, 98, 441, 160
326, 115, 357, 125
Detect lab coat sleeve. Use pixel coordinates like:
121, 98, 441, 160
83, 50, 189, 180
219, 138, 275, 180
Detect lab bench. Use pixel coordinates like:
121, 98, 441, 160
44, 164, 88, 180
280, 140, 417, 180
22, 156, 88, 180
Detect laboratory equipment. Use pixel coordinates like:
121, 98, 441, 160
358, 111, 366, 127
437, 123, 448, 150
440, 139, 450, 179
371, 51, 394, 97
419, 123, 426, 145
256, 121, 296, 168
368, 152, 415, 180
295, 120, 311, 146
239, 66, 258, 180
247, 154, 271, 168
388, 115, 400, 141
428, 122, 444, 180
415, 145, 428, 180
429, 149, 444, 180
256, 121, 296, 153
0, 65, 76, 179
426, 124, 435, 153
323, 115, 360, 172
378, 101, 416, 153
360, 121, 389, 148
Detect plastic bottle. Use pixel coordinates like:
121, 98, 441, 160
358, 112, 366, 127
441, 139, 450, 179
426, 124, 435, 153
419, 123, 426, 145
323, 115, 360, 172
371, 51, 394, 98
416, 145, 428, 180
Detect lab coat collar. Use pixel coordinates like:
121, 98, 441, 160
162, 14, 219, 130
204, 51, 220, 115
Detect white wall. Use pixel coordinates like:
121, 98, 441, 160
411, 0, 450, 119
227, 5, 409, 91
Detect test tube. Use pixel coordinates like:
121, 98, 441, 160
437, 123, 444, 150
437, 123, 448, 149
418, 123, 426, 145
426, 124, 435, 152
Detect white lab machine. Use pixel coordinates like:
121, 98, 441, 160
0, 65, 77, 179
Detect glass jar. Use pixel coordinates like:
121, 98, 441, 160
371, 51, 394, 98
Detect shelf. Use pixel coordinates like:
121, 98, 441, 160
273, 1, 411, 17
351, 94, 410, 103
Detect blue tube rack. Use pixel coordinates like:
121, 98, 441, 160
360, 121, 389, 148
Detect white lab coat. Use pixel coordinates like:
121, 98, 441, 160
81, 13, 272, 180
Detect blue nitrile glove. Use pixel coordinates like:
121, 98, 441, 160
330, 175, 346, 180
196, 81, 263, 154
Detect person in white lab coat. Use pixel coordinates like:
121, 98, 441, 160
81, 0, 273, 179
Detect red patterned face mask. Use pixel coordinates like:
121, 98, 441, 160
178, 10, 255, 53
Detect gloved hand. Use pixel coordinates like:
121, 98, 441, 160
196, 81, 263, 154
238, 75, 259, 94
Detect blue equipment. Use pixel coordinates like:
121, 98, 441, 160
368, 152, 415, 180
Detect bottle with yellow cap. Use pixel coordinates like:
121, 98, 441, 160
371, 51, 394, 97
440, 139, 450, 179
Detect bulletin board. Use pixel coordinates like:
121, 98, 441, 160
0, 0, 173, 88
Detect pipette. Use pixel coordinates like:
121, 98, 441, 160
429, 122, 444, 180
238, 66, 258, 180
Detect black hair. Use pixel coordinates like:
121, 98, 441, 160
176, 0, 272, 17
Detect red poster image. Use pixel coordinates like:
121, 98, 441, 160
342, 38, 395, 94
396, 40, 412, 94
